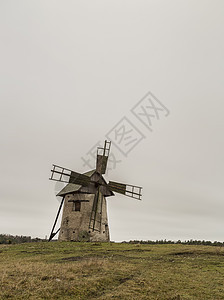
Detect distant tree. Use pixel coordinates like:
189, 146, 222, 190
0, 234, 45, 244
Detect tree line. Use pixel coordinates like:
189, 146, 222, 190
0, 234, 223, 246
0, 234, 45, 244
124, 239, 224, 246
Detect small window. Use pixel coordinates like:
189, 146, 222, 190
73, 201, 81, 211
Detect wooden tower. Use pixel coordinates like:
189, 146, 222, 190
48, 140, 142, 242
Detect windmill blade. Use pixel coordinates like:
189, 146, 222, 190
96, 140, 111, 175
49, 164, 90, 186
89, 188, 103, 232
108, 181, 142, 200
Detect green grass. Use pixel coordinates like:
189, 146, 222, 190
0, 242, 224, 299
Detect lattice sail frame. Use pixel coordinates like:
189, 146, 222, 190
50, 164, 90, 186
96, 140, 111, 175
108, 181, 142, 200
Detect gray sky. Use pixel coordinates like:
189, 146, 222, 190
0, 0, 223, 242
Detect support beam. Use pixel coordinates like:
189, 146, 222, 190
48, 196, 65, 241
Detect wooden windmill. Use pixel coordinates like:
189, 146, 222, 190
48, 140, 142, 242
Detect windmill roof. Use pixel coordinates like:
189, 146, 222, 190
57, 183, 82, 197
83, 169, 96, 177
57, 170, 96, 197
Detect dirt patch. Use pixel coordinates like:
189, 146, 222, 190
121, 249, 151, 252
105, 249, 151, 253
110, 254, 143, 260
91, 243, 102, 246
41, 276, 50, 281
19, 250, 48, 255
118, 276, 133, 284
172, 252, 195, 256
171, 251, 224, 256
60, 255, 106, 262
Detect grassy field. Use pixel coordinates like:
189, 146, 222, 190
0, 242, 224, 299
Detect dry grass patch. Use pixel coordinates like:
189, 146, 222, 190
0, 242, 224, 299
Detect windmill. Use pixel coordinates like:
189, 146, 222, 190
48, 140, 142, 242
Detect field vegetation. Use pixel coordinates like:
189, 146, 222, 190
0, 241, 224, 299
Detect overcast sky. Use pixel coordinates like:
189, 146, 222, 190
0, 0, 223, 242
